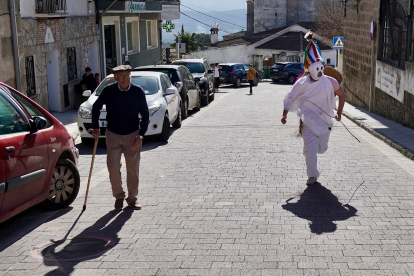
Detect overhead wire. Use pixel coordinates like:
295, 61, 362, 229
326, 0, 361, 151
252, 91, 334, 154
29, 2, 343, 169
180, 3, 246, 29
180, 1, 246, 20
179, 12, 236, 35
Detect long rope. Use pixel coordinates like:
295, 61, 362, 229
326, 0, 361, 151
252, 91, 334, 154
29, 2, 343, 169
298, 97, 361, 143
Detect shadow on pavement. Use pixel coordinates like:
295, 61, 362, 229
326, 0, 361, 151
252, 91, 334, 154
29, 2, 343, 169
282, 184, 358, 234
40, 209, 133, 275
0, 207, 74, 251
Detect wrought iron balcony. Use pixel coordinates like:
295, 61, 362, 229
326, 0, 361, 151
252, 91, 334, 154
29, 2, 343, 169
35, 0, 68, 19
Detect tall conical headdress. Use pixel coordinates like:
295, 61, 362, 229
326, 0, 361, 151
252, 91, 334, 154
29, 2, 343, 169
303, 31, 325, 69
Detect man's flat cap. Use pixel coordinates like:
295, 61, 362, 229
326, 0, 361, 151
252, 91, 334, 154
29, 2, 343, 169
112, 65, 132, 72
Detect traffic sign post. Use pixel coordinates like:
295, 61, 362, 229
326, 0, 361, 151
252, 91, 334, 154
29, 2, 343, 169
333, 37, 344, 49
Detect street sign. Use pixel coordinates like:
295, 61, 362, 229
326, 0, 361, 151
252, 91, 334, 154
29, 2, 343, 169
333, 37, 344, 49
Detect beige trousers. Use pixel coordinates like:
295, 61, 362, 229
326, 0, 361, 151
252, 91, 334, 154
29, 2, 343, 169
106, 130, 141, 204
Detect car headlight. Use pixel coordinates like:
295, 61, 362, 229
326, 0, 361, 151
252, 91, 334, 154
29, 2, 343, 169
78, 106, 92, 118
148, 103, 162, 116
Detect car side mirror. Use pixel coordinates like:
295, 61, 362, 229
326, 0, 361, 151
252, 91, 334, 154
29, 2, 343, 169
208, 69, 214, 74
29, 116, 47, 133
82, 90, 91, 97
194, 77, 200, 83
164, 87, 176, 95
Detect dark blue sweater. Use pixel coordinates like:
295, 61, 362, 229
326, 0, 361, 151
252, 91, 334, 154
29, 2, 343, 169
92, 82, 149, 136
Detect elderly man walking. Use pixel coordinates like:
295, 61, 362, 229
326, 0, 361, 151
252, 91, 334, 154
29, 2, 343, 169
92, 65, 149, 210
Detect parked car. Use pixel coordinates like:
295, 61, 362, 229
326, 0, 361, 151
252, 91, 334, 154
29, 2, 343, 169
134, 65, 201, 119
78, 71, 181, 143
218, 63, 259, 88
172, 58, 215, 106
0, 83, 80, 224
270, 62, 304, 84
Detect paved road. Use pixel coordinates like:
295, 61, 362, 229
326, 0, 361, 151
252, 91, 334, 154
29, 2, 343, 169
1, 82, 414, 275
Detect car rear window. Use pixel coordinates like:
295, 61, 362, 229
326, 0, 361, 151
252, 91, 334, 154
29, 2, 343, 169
135, 68, 179, 84
95, 76, 159, 96
220, 65, 234, 71
272, 63, 286, 69
176, 62, 205, 74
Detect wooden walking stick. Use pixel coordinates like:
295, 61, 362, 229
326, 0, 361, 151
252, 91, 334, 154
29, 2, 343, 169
83, 134, 99, 210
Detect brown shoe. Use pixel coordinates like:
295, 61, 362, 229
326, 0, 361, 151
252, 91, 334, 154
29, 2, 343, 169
114, 199, 124, 210
128, 201, 142, 210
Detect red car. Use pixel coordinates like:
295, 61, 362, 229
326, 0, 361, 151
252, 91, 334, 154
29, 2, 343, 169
0, 82, 80, 224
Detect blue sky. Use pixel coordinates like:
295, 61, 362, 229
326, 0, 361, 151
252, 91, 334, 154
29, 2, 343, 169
180, 0, 247, 12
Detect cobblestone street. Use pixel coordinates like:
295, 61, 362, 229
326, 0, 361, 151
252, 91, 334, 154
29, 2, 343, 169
1, 82, 414, 276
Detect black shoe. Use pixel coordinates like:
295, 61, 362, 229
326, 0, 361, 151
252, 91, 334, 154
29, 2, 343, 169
114, 199, 124, 210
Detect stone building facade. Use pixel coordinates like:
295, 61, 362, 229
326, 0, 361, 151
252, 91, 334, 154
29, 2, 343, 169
343, 0, 414, 129
252, 0, 316, 33
0, 0, 18, 88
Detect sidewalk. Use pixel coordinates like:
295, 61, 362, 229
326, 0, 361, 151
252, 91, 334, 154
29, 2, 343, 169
51, 101, 414, 161
341, 102, 414, 161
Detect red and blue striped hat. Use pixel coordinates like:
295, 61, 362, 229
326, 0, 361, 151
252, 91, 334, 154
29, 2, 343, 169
303, 31, 325, 69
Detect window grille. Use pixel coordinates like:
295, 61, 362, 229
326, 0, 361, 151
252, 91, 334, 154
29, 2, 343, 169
379, 0, 408, 69
25, 56, 36, 96
407, 4, 414, 62
67, 47, 77, 81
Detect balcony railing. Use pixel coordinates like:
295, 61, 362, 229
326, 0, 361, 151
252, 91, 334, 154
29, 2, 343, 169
36, 0, 67, 13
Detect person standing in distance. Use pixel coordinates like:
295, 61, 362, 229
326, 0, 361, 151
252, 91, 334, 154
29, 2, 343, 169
91, 65, 149, 210
214, 63, 222, 92
79, 67, 97, 92
247, 64, 256, 95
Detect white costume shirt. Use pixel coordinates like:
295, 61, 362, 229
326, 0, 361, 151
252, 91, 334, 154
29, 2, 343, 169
214, 67, 220, 77
284, 75, 337, 136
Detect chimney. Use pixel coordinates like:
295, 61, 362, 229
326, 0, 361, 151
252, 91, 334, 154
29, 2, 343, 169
210, 27, 218, 44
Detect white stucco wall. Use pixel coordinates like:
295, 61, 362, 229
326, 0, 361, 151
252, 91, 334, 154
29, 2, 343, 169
20, 0, 92, 17
375, 60, 414, 103
183, 45, 251, 65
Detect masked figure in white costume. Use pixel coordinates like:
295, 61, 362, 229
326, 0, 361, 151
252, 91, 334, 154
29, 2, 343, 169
281, 32, 346, 186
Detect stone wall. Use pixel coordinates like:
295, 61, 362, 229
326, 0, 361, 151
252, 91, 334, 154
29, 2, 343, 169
254, 0, 315, 33
342, 0, 379, 110
343, 0, 414, 129
0, 0, 16, 87
21, 16, 99, 111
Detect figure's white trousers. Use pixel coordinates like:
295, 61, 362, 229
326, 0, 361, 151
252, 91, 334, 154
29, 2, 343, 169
302, 124, 331, 178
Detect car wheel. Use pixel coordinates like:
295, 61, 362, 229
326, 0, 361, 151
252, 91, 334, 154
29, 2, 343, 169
172, 108, 182, 128
272, 79, 279, 83
194, 92, 201, 111
209, 91, 215, 101
41, 158, 80, 210
288, 75, 296, 84
233, 78, 241, 88
181, 98, 188, 120
201, 89, 209, 106
158, 114, 170, 141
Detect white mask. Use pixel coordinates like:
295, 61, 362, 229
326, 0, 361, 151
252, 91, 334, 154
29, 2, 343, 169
308, 62, 324, 81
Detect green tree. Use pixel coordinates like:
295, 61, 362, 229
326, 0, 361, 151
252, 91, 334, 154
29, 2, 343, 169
169, 31, 199, 52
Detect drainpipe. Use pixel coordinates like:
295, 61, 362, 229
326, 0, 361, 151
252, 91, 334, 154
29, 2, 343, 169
96, 0, 118, 77
9, 0, 21, 91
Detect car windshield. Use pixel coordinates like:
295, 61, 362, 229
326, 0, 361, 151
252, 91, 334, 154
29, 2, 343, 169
178, 63, 205, 74
220, 65, 234, 71
95, 76, 159, 96
136, 69, 179, 84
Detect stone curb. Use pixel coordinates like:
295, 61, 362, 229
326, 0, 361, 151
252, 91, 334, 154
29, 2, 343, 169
342, 110, 414, 161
